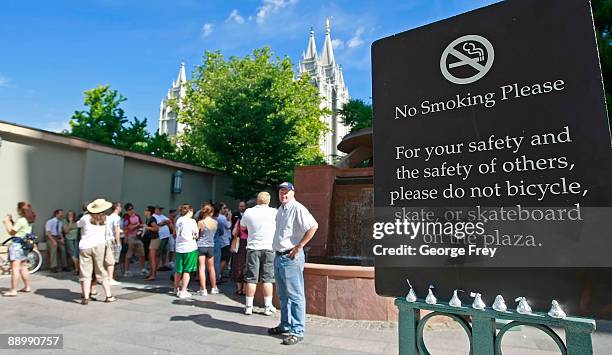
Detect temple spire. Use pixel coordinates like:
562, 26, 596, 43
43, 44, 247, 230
305, 27, 317, 59
321, 17, 335, 66
176, 62, 187, 85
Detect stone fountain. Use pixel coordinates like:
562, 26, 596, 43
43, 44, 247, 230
292, 127, 397, 321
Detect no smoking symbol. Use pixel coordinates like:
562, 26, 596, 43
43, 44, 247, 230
440, 34, 494, 84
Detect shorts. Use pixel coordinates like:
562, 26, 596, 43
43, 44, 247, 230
198, 246, 214, 258
65, 238, 79, 260
149, 238, 160, 250
8, 242, 26, 261
168, 237, 175, 252
159, 238, 169, 253
103, 242, 115, 267
221, 245, 231, 262
111, 241, 121, 262
126, 239, 145, 258
175, 251, 198, 274
79, 243, 109, 282
244, 249, 275, 284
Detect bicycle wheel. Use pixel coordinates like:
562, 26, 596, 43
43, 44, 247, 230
0, 249, 9, 275
25, 249, 42, 274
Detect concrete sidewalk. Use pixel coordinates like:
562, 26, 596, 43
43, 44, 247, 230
0, 271, 610, 354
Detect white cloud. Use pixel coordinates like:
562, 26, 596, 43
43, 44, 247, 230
331, 38, 344, 50
227, 9, 245, 24
347, 27, 365, 48
255, 0, 298, 24
45, 121, 71, 133
201, 23, 214, 37
0, 74, 9, 87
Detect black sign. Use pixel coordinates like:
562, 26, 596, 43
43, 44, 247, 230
372, 0, 612, 319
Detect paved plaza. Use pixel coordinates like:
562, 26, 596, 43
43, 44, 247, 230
0, 271, 611, 354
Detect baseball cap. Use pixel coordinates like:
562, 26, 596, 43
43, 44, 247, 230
278, 182, 295, 191
155, 205, 164, 210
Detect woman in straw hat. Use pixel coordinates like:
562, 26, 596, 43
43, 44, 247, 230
77, 198, 117, 305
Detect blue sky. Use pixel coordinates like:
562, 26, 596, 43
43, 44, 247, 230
0, 0, 497, 133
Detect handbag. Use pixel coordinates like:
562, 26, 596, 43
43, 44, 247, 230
21, 233, 36, 252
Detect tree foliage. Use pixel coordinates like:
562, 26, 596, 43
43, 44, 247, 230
593, 0, 612, 124
69, 85, 176, 159
178, 47, 328, 199
339, 98, 373, 133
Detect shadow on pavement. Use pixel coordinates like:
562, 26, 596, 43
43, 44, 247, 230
172, 298, 244, 314
170, 313, 271, 336
123, 286, 173, 294
35, 288, 81, 304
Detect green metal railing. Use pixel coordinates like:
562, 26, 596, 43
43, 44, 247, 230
395, 298, 596, 355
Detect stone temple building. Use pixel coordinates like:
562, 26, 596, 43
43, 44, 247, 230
298, 18, 350, 162
158, 19, 350, 162
158, 62, 187, 137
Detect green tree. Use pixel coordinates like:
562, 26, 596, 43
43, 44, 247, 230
593, 0, 612, 124
115, 117, 149, 152
69, 85, 127, 145
178, 47, 328, 199
339, 98, 372, 133
70, 85, 176, 158
147, 132, 177, 159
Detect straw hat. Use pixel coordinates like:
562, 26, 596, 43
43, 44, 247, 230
87, 198, 113, 214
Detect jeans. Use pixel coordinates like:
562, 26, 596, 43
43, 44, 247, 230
274, 250, 305, 337
214, 238, 221, 282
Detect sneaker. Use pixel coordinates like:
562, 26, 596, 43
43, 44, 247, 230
178, 291, 192, 299
140, 268, 148, 275
109, 279, 121, 286
264, 306, 277, 316
282, 335, 303, 345
210, 288, 220, 295
245, 306, 253, 315
196, 289, 208, 296
122, 271, 131, 278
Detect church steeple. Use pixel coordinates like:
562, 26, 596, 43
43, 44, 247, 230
321, 18, 335, 66
159, 62, 189, 137
176, 62, 187, 86
297, 18, 350, 164
305, 27, 317, 60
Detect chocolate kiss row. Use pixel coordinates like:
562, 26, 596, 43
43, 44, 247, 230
404, 279, 567, 319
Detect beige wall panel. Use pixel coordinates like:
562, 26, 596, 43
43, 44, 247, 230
0, 135, 85, 240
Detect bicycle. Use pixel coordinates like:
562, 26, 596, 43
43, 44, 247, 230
0, 236, 43, 275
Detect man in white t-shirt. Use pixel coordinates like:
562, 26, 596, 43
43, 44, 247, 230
105, 202, 122, 285
240, 192, 277, 316
153, 206, 173, 271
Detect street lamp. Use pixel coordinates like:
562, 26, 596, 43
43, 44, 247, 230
172, 170, 183, 194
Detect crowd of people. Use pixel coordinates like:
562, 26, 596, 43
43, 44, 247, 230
2, 182, 318, 345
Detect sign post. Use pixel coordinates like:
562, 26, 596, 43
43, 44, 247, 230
371, 0, 610, 353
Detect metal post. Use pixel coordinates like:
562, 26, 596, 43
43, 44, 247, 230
396, 300, 419, 355
566, 328, 594, 355
471, 314, 495, 354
